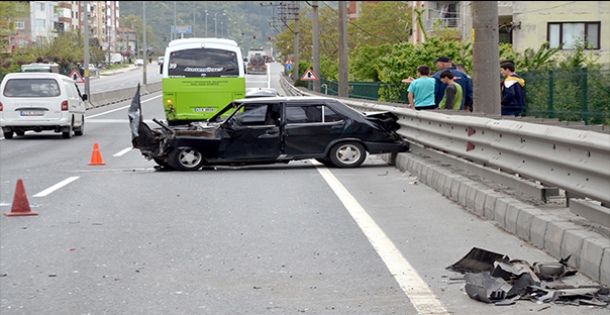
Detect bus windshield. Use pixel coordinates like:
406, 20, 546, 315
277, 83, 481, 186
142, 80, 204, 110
168, 48, 240, 78
161, 38, 246, 125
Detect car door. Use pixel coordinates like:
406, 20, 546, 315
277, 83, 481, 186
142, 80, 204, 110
283, 101, 346, 156
217, 103, 281, 160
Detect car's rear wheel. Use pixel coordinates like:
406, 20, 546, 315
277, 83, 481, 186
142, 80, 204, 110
74, 116, 84, 136
329, 142, 366, 168
15, 130, 25, 136
169, 147, 204, 171
62, 121, 73, 139
3, 130, 13, 139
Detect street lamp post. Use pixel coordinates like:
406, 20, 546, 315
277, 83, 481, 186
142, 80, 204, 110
214, 11, 226, 38
220, 21, 224, 38
205, 10, 208, 37
143, 1, 147, 86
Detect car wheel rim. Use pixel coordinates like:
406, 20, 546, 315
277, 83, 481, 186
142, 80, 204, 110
335, 144, 361, 165
179, 149, 202, 167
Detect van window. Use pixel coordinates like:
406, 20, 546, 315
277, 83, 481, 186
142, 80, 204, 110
4, 78, 60, 98
64, 81, 76, 98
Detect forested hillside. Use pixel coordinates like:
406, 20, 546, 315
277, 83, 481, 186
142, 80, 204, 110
119, 1, 276, 55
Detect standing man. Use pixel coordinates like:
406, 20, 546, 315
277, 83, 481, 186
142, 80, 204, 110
402, 65, 436, 110
500, 60, 526, 116
432, 56, 473, 111
437, 70, 463, 110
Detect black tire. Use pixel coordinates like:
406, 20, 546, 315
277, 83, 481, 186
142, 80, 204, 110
168, 147, 204, 171
62, 121, 73, 139
3, 131, 13, 139
15, 130, 25, 136
74, 116, 84, 136
329, 142, 366, 168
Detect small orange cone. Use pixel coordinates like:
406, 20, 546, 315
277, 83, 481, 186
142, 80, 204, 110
89, 142, 105, 165
5, 179, 38, 216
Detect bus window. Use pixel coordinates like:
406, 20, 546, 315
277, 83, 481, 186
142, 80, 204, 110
168, 49, 239, 78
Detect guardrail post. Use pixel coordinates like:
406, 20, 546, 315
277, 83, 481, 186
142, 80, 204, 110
581, 67, 589, 125
547, 69, 554, 119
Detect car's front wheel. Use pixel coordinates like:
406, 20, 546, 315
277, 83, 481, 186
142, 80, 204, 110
3, 130, 13, 139
329, 142, 366, 168
169, 147, 204, 171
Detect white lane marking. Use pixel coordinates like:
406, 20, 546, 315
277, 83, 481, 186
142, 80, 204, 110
87, 95, 161, 118
314, 161, 449, 315
114, 147, 133, 157
85, 119, 157, 124
33, 176, 80, 197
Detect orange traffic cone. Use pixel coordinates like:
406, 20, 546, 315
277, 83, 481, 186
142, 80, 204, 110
5, 179, 38, 216
89, 142, 105, 165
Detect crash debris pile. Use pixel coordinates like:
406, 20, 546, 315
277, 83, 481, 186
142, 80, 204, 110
447, 247, 610, 307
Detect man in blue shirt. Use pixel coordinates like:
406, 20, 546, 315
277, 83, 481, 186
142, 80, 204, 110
432, 56, 473, 110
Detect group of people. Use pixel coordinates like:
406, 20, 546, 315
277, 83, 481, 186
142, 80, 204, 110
402, 56, 526, 116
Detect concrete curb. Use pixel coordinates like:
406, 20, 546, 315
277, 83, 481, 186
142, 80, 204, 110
382, 149, 610, 286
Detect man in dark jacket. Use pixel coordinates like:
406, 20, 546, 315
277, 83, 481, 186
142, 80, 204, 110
500, 60, 526, 116
432, 56, 473, 110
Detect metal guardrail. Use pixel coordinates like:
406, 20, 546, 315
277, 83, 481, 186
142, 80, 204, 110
280, 75, 610, 208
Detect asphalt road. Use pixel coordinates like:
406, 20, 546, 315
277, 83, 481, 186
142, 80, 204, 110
0, 64, 607, 315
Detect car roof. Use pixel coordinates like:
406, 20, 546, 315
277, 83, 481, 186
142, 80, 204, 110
2, 72, 71, 81
238, 95, 338, 103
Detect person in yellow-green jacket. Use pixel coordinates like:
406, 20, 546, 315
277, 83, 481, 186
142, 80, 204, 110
438, 70, 462, 110
500, 60, 526, 116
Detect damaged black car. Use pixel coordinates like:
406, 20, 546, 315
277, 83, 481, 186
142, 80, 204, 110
128, 87, 409, 171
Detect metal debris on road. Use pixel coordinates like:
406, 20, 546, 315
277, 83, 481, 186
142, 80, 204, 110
446, 247, 610, 307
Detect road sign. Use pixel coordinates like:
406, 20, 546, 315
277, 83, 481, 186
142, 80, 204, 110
285, 63, 293, 71
285, 58, 292, 65
300, 68, 319, 81
173, 25, 192, 34
70, 69, 85, 84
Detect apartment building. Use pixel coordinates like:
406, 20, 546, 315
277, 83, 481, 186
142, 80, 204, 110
4, 1, 122, 56
413, 1, 609, 66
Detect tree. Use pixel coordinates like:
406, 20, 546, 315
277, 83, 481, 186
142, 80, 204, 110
347, 1, 412, 48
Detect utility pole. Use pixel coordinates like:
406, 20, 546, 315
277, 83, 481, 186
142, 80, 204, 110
338, 1, 348, 97
143, 1, 147, 86
312, 1, 320, 93
173, 1, 176, 41
292, 1, 299, 81
472, 2, 500, 115
83, 0, 90, 97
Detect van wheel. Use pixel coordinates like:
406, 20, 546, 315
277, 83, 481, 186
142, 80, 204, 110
74, 116, 84, 136
3, 131, 13, 139
329, 142, 366, 168
62, 123, 73, 139
168, 147, 204, 171
15, 131, 25, 136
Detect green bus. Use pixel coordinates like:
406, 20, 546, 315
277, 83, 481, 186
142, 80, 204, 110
161, 38, 246, 125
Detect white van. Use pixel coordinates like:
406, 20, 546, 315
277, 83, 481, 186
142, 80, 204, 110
0, 72, 88, 139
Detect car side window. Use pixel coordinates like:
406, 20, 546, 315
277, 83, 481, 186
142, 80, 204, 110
285, 104, 342, 124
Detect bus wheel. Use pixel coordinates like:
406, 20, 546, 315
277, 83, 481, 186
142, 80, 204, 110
169, 147, 204, 171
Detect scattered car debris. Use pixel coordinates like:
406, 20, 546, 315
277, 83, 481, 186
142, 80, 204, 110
447, 247, 610, 307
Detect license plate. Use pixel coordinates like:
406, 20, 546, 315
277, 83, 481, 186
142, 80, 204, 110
193, 108, 214, 112
20, 111, 44, 116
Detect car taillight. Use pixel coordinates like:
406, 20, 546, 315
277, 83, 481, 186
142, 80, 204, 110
61, 100, 69, 111
0, 102, 3, 111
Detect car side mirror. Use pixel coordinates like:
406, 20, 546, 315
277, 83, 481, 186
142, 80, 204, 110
82, 94, 88, 101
